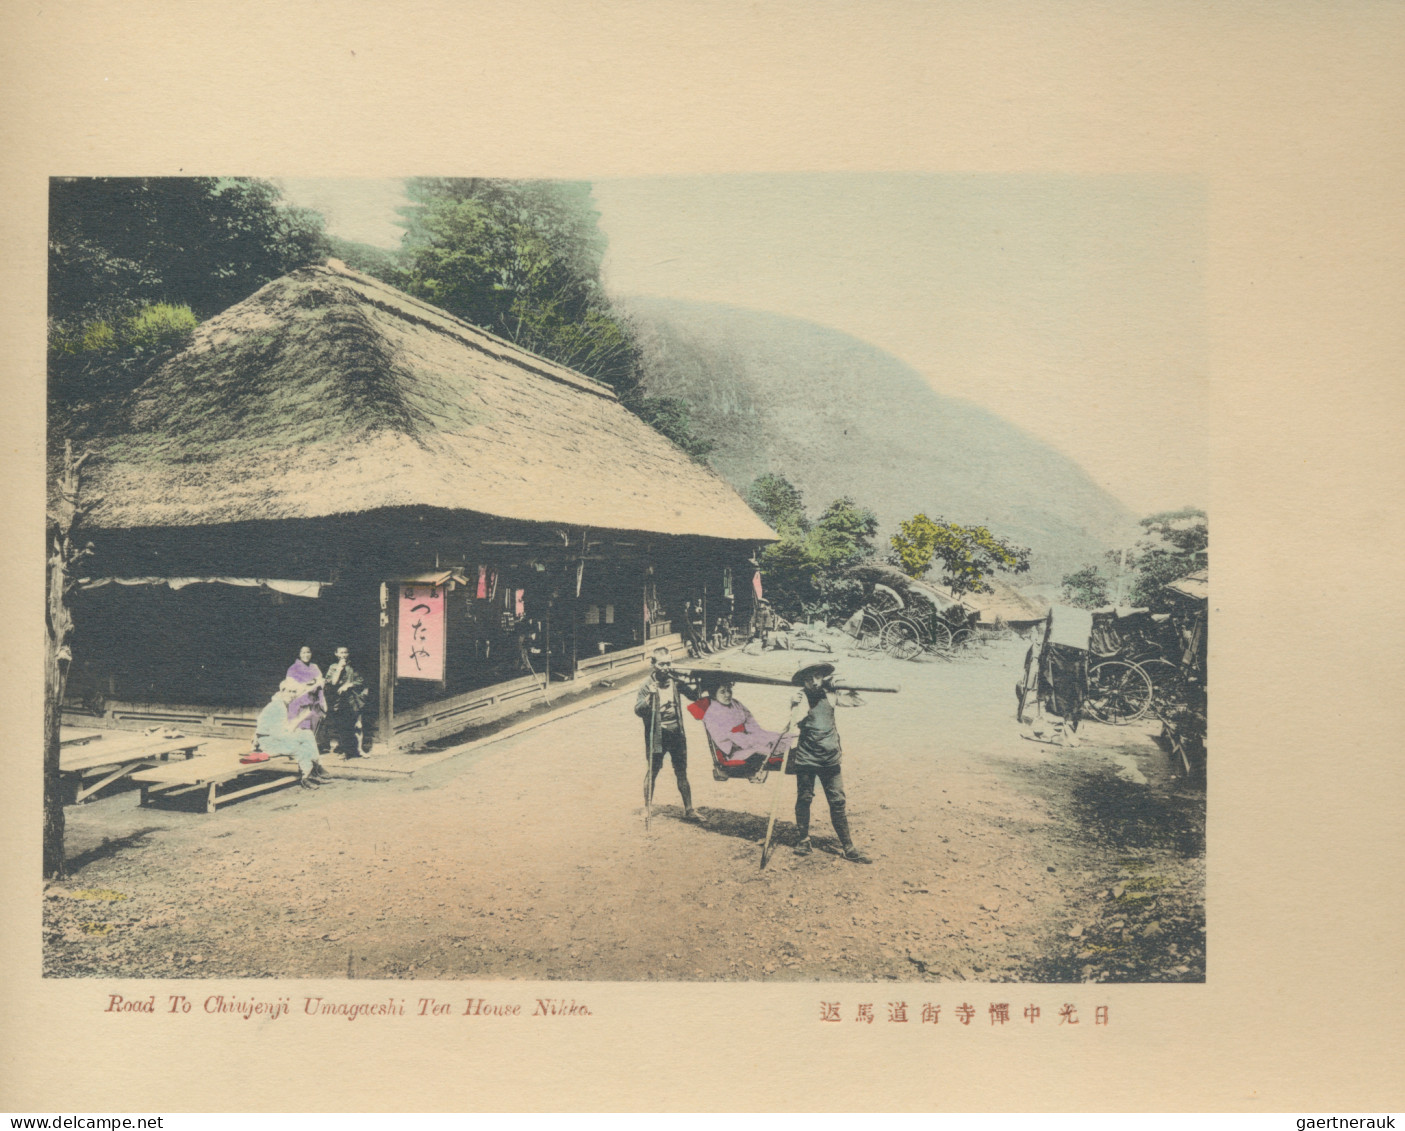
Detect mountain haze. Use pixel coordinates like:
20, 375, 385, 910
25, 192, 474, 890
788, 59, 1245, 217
626, 297, 1138, 582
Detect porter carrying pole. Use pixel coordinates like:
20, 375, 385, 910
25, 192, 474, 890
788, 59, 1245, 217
757, 731, 792, 869
643, 690, 659, 831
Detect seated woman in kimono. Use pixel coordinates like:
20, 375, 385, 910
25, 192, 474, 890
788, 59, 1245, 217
694, 681, 793, 777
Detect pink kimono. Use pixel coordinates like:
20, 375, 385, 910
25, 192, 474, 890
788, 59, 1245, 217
701, 697, 793, 763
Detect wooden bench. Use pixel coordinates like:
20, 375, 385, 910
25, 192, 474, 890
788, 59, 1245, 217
59, 731, 205, 804
131, 749, 303, 814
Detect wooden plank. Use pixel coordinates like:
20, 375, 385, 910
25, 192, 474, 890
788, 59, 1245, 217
74, 762, 148, 803
62, 738, 201, 772
62, 738, 202, 774
138, 764, 301, 811
58, 731, 155, 765
210, 772, 302, 809
132, 751, 290, 787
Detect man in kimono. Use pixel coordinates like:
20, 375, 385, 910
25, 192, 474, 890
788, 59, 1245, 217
700, 680, 793, 778
786, 662, 869, 863
324, 645, 368, 758
634, 647, 707, 823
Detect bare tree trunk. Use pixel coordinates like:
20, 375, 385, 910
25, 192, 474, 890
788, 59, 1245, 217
43, 549, 70, 879
44, 441, 91, 880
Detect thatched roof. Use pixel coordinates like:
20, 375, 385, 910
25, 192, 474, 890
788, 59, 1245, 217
1164, 568, 1208, 603
74, 261, 776, 542
845, 562, 972, 614
845, 561, 1048, 623
960, 576, 1049, 623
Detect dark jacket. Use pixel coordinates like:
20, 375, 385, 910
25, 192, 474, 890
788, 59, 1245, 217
634, 671, 699, 755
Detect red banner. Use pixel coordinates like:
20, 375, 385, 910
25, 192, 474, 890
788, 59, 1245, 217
397, 584, 446, 681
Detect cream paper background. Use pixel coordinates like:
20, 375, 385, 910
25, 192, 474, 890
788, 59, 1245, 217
1, 1, 1401, 1112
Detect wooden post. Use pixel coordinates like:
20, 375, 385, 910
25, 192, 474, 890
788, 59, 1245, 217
376, 582, 397, 751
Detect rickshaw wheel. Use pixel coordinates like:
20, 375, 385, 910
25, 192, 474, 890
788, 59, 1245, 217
1137, 658, 1182, 702
1085, 660, 1154, 724
855, 609, 888, 650
888, 637, 923, 661
922, 621, 954, 653
881, 619, 924, 659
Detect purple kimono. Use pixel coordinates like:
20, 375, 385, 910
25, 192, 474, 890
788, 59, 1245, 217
286, 658, 326, 732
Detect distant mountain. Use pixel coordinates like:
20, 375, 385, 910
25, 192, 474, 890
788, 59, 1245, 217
624, 296, 1139, 583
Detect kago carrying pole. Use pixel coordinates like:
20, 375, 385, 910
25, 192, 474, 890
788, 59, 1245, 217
757, 731, 792, 869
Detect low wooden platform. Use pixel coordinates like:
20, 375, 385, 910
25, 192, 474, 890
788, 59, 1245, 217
131, 749, 303, 814
59, 730, 205, 804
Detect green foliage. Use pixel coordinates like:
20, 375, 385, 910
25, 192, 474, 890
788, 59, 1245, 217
747, 476, 879, 620
79, 321, 116, 353
49, 177, 328, 324
812, 497, 880, 569
1063, 508, 1208, 610
1061, 565, 1112, 609
1118, 508, 1208, 608
123, 303, 199, 352
49, 177, 326, 414
890, 512, 1032, 595
745, 473, 810, 535
617, 390, 714, 458
395, 179, 623, 378
389, 177, 710, 456
49, 302, 199, 412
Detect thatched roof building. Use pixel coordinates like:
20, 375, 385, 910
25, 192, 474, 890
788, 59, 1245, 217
81, 260, 774, 542
62, 262, 774, 750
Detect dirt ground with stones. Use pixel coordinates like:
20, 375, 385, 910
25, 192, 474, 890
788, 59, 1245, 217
43, 636, 1205, 983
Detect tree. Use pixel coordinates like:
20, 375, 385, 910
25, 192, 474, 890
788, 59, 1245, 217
1119, 508, 1208, 608
889, 513, 1032, 595
745, 473, 809, 535
746, 478, 880, 620
48, 177, 328, 414
811, 497, 879, 569
49, 177, 329, 324
1060, 508, 1208, 610
49, 302, 199, 411
391, 178, 711, 456
1061, 565, 1112, 609
45, 442, 93, 879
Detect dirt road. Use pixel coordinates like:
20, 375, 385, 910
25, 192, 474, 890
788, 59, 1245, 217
44, 637, 1205, 983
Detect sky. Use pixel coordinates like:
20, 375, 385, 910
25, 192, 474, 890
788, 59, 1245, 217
278, 175, 1207, 518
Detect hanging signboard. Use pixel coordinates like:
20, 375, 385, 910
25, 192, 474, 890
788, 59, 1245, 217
397, 583, 447, 681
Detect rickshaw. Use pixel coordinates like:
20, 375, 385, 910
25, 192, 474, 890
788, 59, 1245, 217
1016, 605, 1155, 727
841, 567, 980, 660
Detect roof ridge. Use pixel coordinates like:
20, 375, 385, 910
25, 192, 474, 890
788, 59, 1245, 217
312, 262, 619, 402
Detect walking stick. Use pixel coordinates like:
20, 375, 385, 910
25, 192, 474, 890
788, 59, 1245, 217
757, 732, 792, 869
643, 692, 659, 830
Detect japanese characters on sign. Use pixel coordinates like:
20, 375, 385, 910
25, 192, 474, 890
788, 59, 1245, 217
397, 584, 446, 681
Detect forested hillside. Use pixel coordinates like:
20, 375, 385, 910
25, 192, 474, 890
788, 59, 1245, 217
625, 296, 1139, 582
